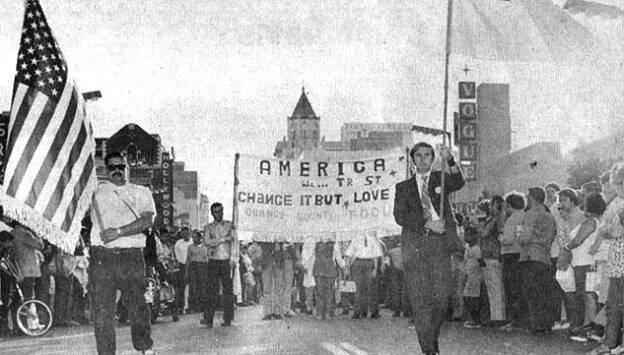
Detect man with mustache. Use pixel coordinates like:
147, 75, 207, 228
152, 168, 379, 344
89, 152, 156, 355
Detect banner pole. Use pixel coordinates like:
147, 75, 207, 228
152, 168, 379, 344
232, 153, 240, 226
439, 0, 454, 218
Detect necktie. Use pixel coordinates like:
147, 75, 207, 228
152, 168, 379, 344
421, 175, 433, 215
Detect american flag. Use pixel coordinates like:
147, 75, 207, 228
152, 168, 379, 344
1, 0, 96, 252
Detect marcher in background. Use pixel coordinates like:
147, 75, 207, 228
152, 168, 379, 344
545, 182, 570, 331
173, 227, 192, 313
0, 230, 15, 335
393, 142, 465, 355
89, 151, 156, 355
462, 226, 485, 329
52, 243, 79, 328
72, 237, 90, 325
258, 241, 297, 320
7, 222, 43, 303
204, 203, 238, 328
519, 187, 557, 335
185, 231, 209, 325
501, 192, 527, 329
344, 233, 384, 320
301, 238, 317, 315
337, 241, 355, 315
559, 193, 606, 342
386, 239, 411, 319
239, 243, 255, 306
587, 162, 624, 355
248, 242, 263, 304
448, 213, 466, 323
312, 236, 344, 320
477, 195, 507, 327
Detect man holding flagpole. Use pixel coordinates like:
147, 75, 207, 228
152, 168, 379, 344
394, 142, 464, 355
90, 152, 156, 355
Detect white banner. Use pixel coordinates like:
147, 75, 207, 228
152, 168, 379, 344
235, 152, 407, 242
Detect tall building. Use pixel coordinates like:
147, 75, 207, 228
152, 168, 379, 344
456, 84, 567, 203
457, 84, 512, 201
173, 161, 201, 229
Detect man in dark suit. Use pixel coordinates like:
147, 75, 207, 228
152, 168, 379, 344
393, 142, 465, 355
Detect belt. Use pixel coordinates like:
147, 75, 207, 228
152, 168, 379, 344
91, 246, 142, 254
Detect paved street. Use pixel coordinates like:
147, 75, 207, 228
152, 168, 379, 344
0, 305, 599, 355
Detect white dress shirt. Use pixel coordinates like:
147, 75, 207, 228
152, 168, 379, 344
414, 172, 440, 221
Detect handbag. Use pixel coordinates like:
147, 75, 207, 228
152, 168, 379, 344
556, 267, 576, 293
338, 279, 357, 293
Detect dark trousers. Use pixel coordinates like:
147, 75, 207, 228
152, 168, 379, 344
170, 265, 185, 313
53, 274, 74, 325
521, 260, 554, 331
351, 258, 380, 316
205, 260, 234, 324
188, 262, 209, 312
389, 267, 410, 314
89, 247, 152, 355
502, 253, 526, 324
604, 277, 624, 348
315, 276, 336, 317
403, 241, 451, 354
464, 296, 481, 323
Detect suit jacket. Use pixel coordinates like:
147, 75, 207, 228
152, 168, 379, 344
393, 170, 465, 256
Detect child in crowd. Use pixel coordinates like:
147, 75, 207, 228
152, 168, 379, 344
185, 231, 209, 315
463, 226, 486, 328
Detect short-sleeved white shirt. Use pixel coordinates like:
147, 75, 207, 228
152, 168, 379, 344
90, 182, 156, 248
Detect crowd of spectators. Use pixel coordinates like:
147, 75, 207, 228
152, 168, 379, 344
2, 161, 624, 355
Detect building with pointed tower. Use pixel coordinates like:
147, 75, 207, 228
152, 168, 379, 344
274, 87, 413, 160
275, 87, 321, 159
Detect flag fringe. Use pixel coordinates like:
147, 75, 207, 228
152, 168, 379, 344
0, 175, 96, 253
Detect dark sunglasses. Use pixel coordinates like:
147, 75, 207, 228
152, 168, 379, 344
107, 164, 126, 172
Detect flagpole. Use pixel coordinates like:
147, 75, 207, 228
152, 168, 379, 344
232, 153, 240, 226
439, 0, 454, 218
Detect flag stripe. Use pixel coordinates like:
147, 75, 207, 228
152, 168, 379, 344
25, 89, 78, 207
5, 86, 39, 165
7, 85, 28, 145
52, 140, 93, 228
33, 99, 85, 213
43, 124, 87, 220
3, 91, 49, 187
15, 80, 76, 202
61, 156, 93, 232
6, 96, 58, 197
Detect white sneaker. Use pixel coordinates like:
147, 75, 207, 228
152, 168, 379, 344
552, 322, 571, 331
141, 350, 156, 355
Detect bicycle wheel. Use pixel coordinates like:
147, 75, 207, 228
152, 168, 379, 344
16, 300, 52, 336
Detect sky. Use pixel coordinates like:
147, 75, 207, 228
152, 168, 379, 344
0, 0, 623, 214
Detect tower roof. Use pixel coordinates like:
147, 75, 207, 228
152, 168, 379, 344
290, 87, 318, 120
